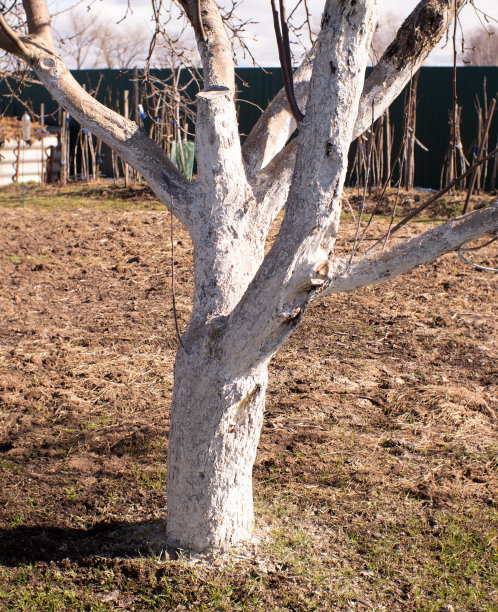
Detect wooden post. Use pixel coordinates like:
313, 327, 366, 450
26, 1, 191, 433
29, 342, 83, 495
60, 110, 68, 185
15, 135, 21, 183
463, 98, 496, 214
133, 68, 139, 124
47, 146, 54, 183
123, 90, 130, 187
40, 103, 45, 183
491, 137, 498, 191
385, 108, 392, 188
403, 72, 419, 190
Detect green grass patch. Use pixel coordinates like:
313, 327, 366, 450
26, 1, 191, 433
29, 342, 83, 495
0, 183, 167, 211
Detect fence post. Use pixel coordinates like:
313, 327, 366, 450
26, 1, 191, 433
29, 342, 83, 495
40, 103, 45, 183
123, 90, 130, 187
60, 110, 68, 185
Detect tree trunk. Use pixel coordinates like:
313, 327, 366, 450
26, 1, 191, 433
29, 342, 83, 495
166, 346, 268, 552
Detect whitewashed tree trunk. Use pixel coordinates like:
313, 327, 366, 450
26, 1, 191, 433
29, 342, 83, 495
2, 0, 497, 554
167, 349, 268, 551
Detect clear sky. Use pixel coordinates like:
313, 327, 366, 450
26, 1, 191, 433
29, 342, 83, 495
49, 0, 497, 67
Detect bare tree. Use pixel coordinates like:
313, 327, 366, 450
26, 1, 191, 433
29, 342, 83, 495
465, 26, 498, 65
55, 10, 102, 70
54, 8, 150, 69
370, 12, 400, 62
97, 23, 149, 69
0, 0, 496, 555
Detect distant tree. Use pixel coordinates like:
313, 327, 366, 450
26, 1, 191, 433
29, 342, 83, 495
97, 23, 149, 69
56, 10, 102, 70
55, 8, 149, 69
370, 12, 400, 62
466, 26, 498, 65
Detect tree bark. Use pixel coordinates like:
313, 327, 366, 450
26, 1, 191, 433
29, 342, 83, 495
243, 0, 469, 180
166, 346, 268, 552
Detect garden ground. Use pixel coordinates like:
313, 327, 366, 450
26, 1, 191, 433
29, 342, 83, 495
0, 183, 496, 611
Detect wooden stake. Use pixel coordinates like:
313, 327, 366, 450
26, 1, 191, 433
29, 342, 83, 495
463, 98, 496, 214
123, 90, 130, 187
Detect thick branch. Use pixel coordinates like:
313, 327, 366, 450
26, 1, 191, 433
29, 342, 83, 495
354, 0, 467, 137
0, 13, 29, 56
179, 0, 234, 91
195, 86, 247, 191
324, 206, 498, 295
27, 43, 193, 227
244, 0, 467, 178
225, 0, 377, 372
22, 0, 53, 50
187, 86, 259, 322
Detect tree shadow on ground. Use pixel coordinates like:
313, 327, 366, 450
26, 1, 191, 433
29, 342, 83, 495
0, 519, 169, 566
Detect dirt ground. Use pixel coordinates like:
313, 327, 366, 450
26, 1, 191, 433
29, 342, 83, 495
0, 184, 497, 611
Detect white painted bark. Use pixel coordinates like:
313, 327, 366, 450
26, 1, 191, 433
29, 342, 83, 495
224, 0, 378, 372
190, 87, 266, 323
24, 42, 193, 228
178, 0, 235, 91
244, 0, 468, 179
2, 0, 496, 555
323, 205, 498, 295
167, 350, 268, 552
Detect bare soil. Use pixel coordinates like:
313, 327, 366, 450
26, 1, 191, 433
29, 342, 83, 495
0, 184, 496, 611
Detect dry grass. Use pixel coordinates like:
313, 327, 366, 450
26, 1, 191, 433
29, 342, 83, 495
0, 184, 496, 611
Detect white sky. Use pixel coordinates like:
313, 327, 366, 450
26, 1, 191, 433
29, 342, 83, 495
50, 0, 497, 67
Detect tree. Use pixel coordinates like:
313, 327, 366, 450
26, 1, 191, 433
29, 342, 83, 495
370, 12, 401, 62
0, 0, 496, 554
56, 10, 102, 70
96, 23, 149, 70
466, 26, 498, 65
55, 8, 149, 70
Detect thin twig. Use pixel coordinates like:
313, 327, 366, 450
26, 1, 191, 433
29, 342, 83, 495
196, 0, 207, 42
355, 112, 409, 245
349, 103, 375, 265
368, 145, 498, 253
463, 97, 496, 214
459, 236, 498, 273
451, 0, 458, 181
460, 235, 498, 252
170, 195, 186, 350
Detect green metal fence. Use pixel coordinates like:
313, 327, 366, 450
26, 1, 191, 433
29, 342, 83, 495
1, 66, 497, 189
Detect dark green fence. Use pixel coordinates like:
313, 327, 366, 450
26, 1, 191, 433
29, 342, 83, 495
1, 66, 497, 189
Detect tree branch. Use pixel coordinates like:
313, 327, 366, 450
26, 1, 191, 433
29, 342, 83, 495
354, 0, 468, 137
270, 0, 304, 124
0, 1, 193, 224
243, 0, 468, 178
195, 85, 247, 193
22, 0, 54, 50
0, 12, 29, 56
323, 205, 498, 295
178, 0, 234, 91
27, 42, 194, 227
226, 0, 377, 371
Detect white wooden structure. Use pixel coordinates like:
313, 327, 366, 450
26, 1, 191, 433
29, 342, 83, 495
0, 135, 59, 185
